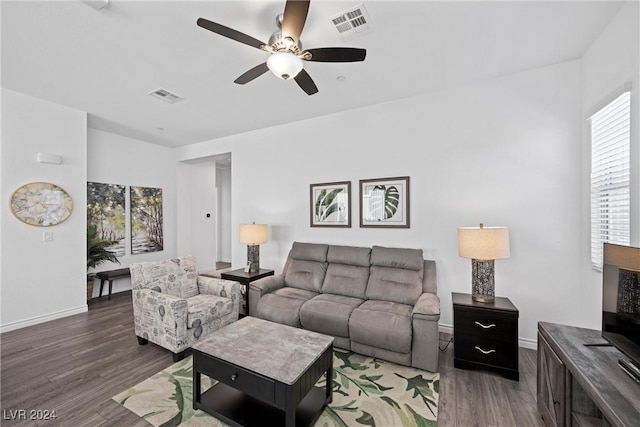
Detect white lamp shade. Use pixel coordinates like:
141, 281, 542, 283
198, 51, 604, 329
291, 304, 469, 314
267, 52, 303, 80
604, 243, 640, 272
239, 223, 268, 245
458, 226, 510, 260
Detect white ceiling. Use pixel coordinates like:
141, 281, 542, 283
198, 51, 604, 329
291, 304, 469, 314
1, 1, 625, 147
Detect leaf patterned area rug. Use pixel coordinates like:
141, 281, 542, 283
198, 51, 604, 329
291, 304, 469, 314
113, 350, 439, 427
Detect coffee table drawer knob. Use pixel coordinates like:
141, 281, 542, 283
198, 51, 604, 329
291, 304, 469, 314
231, 374, 238, 381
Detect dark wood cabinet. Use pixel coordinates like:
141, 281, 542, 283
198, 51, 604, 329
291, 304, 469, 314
452, 292, 519, 381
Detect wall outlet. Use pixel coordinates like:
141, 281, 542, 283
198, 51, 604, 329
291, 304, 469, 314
43, 231, 53, 242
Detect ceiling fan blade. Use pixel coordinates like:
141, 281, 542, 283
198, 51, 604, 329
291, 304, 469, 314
234, 63, 269, 85
197, 18, 266, 50
294, 69, 318, 95
304, 48, 366, 62
281, 0, 310, 47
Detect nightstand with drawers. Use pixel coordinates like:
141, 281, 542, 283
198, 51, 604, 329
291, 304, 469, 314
452, 292, 519, 381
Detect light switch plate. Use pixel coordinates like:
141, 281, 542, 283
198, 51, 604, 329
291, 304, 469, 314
43, 231, 53, 242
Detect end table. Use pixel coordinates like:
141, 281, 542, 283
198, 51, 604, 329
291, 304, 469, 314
452, 292, 519, 381
221, 268, 274, 317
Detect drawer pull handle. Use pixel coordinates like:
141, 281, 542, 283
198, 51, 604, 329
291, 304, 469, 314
475, 321, 496, 329
475, 346, 496, 355
231, 374, 238, 381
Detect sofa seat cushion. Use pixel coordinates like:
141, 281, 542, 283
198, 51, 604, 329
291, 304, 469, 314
186, 294, 233, 328
349, 300, 413, 354
256, 287, 319, 327
300, 294, 364, 338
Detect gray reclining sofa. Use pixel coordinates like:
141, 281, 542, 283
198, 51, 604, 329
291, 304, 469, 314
249, 242, 440, 372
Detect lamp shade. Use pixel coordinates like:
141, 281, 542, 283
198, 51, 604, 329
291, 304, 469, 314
604, 243, 640, 272
267, 52, 303, 80
458, 225, 510, 260
239, 223, 268, 245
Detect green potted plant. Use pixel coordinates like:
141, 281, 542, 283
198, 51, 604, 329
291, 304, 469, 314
87, 225, 120, 301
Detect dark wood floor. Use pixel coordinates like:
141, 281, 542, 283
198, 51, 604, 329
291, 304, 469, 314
1, 292, 544, 426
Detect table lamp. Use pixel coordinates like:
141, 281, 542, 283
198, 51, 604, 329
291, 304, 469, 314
239, 223, 268, 272
458, 223, 510, 302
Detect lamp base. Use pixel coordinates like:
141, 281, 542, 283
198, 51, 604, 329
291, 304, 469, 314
247, 244, 260, 272
472, 259, 495, 303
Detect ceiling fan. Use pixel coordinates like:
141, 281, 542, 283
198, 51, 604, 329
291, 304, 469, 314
197, 0, 366, 95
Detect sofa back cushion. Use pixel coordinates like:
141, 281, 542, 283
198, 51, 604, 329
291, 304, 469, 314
365, 246, 424, 305
130, 255, 199, 299
321, 245, 371, 299
284, 242, 328, 292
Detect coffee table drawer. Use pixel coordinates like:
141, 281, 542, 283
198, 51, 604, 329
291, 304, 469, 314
196, 351, 275, 404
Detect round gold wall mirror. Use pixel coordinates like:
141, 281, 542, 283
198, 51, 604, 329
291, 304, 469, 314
10, 182, 73, 226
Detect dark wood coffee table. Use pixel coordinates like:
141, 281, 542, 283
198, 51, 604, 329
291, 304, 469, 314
193, 317, 333, 427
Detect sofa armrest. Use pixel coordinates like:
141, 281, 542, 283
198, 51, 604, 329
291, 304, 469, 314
197, 276, 241, 315
132, 289, 188, 347
249, 274, 285, 316
411, 292, 440, 372
250, 274, 285, 294
412, 292, 440, 320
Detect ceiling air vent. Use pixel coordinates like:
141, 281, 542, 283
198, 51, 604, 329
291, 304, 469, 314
331, 4, 372, 39
147, 88, 184, 104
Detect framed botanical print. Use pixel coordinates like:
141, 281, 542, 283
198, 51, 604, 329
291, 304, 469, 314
310, 181, 351, 227
360, 176, 410, 228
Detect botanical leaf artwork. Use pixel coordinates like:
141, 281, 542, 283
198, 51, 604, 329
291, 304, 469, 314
368, 185, 399, 221
360, 177, 409, 227
113, 350, 439, 427
315, 188, 345, 222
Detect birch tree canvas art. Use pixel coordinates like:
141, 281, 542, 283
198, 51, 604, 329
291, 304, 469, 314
87, 182, 126, 256
130, 186, 164, 254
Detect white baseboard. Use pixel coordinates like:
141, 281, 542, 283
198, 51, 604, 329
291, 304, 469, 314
439, 322, 538, 350
0, 305, 88, 333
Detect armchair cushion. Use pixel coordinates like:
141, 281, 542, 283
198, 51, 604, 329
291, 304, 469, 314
130, 256, 199, 299
186, 294, 234, 328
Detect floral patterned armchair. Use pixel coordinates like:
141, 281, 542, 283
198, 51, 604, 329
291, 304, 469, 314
130, 256, 240, 361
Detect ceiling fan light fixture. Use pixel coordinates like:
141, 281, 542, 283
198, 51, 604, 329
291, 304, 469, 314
267, 51, 303, 80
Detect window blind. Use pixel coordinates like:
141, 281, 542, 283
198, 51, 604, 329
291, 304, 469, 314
590, 91, 631, 271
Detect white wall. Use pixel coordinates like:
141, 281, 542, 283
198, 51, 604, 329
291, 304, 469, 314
1, 89, 87, 331
216, 164, 232, 263
580, 1, 640, 330
190, 160, 217, 271
176, 60, 583, 345
176, 158, 218, 271
87, 128, 177, 295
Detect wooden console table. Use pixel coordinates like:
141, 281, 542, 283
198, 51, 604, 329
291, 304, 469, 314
96, 267, 131, 299
537, 322, 640, 427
